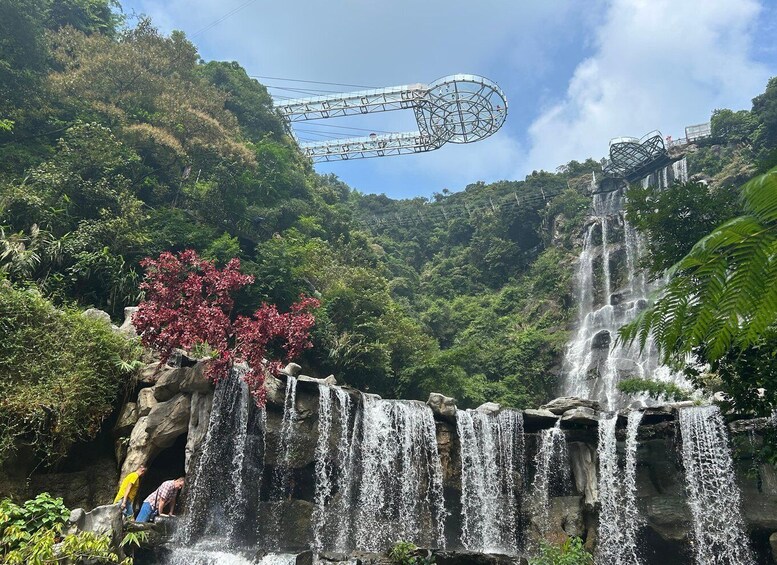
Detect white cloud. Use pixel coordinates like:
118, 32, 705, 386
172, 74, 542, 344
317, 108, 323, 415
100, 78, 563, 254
523, 0, 772, 173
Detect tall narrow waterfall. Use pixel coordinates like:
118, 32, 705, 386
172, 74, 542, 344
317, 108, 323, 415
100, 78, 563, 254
170, 368, 265, 562
563, 160, 689, 409
312, 384, 354, 553
530, 421, 570, 536
266, 377, 299, 549
596, 411, 644, 565
679, 406, 754, 565
354, 398, 446, 551
457, 409, 525, 554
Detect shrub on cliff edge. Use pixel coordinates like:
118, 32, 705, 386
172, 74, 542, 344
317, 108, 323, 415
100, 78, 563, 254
0, 281, 140, 465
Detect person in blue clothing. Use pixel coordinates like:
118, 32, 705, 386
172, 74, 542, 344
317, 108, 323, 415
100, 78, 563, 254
136, 477, 185, 523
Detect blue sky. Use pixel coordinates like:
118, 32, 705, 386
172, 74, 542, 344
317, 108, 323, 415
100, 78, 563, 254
120, 0, 777, 199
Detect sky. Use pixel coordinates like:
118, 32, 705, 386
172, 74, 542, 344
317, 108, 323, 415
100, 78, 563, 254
120, 0, 777, 199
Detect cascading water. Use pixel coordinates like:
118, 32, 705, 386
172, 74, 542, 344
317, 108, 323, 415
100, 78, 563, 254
168, 367, 265, 564
679, 406, 754, 565
265, 377, 298, 549
530, 421, 570, 536
354, 397, 446, 551
312, 384, 354, 553
596, 411, 644, 565
562, 160, 689, 409
456, 409, 524, 554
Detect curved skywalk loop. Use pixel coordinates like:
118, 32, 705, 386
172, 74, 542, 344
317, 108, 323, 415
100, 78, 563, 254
275, 74, 508, 162
602, 130, 674, 182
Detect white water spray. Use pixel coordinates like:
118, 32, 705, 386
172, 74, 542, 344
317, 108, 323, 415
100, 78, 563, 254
679, 406, 754, 565
457, 409, 524, 554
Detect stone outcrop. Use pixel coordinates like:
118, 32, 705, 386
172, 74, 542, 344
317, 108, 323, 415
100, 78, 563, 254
119, 306, 138, 337
68, 504, 124, 555
475, 402, 500, 415
540, 397, 600, 415
102, 356, 777, 563
185, 391, 214, 473
427, 392, 457, 422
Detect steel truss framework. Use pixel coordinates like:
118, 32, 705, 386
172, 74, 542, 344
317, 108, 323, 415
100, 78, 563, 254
276, 74, 508, 162
602, 130, 672, 182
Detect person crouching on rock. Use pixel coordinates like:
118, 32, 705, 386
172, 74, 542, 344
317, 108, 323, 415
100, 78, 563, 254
113, 465, 147, 519
136, 477, 185, 523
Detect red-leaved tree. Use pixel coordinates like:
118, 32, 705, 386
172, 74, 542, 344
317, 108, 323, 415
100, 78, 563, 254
133, 250, 320, 405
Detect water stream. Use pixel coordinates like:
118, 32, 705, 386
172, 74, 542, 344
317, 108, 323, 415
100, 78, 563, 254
562, 160, 689, 409
530, 421, 570, 537
596, 411, 644, 565
354, 397, 446, 551
679, 405, 754, 564
457, 409, 524, 554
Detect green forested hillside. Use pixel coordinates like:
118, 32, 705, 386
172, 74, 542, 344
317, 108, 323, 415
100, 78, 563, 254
3, 0, 777, 417
0, 2, 598, 409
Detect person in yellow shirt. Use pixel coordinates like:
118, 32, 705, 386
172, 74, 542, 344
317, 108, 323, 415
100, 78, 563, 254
113, 465, 147, 518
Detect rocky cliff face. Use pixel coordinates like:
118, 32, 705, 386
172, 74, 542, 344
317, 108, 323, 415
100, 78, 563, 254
112, 359, 777, 563
4, 329, 776, 563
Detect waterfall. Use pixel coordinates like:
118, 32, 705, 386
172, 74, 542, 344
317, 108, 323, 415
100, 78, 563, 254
562, 160, 689, 409
266, 377, 299, 549
312, 384, 354, 553
354, 398, 446, 551
176, 368, 263, 546
596, 411, 644, 565
530, 422, 570, 536
168, 368, 265, 563
457, 409, 524, 554
679, 406, 754, 565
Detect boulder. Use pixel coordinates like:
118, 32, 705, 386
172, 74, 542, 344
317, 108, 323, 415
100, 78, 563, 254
152, 366, 187, 401
427, 393, 457, 422
185, 391, 214, 473
265, 374, 286, 406
281, 362, 302, 377
298, 374, 337, 386
114, 402, 138, 437
770, 532, 777, 564
475, 402, 501, 415
179, 362, 213, 393
68, 503, 123, 553
541, 397, 601, 415
729, 417, 773, 435
137, 388, 159, 417
83, 308, 112, 326
145, 394, 191, 448
561, 406, 599, 426
523, 409, 560, 432
119, 306, 138, 337
644, 495, 692, 541
139, 362, 162, 385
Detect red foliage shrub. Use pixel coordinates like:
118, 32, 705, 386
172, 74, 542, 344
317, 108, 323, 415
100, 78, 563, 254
133, 250, 319, 405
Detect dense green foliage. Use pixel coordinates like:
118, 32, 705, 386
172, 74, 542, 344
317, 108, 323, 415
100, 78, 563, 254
389, 541, 435, 565
529, 537, 592, 565
616, 377, 691, 402
625, 180, 741, 274
0, 282, 140, 464
3, 0, 777, 420
621, 167, 777, 415
1, 492, 128, 564
0, 2, 599, 410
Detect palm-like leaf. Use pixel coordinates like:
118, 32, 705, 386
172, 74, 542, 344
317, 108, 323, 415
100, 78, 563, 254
620, 167, 777, 362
